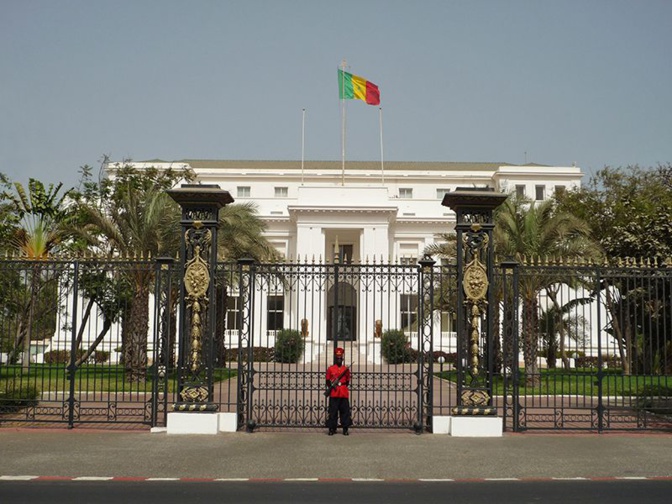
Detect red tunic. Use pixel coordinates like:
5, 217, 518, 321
326, 364, 350, 398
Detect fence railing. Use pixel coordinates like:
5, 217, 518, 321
500, 261, 672, 431
1, 257, 670, 431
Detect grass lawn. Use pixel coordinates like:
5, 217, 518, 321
0, 364, 237, 395
436, 368, 672, 397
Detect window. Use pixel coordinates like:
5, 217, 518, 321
535, 185, 545, 201
237, 186, 251, 198
266, 295, 284, 331
334, 244, 353, 264
440, 310, 455, 335
555, 185, 566, 197
436, 188, 450, 200
515, 185, 526, 198
400, 294, 418, 332
226, 296, 241, 330
274, 187, 288, 198
399, 188, 413, 199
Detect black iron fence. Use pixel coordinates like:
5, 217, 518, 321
1, 256, 670, 432
0, 258, 162, 427
501, 259, 672, 431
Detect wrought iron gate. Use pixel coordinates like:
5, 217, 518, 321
233, 259, 435, 431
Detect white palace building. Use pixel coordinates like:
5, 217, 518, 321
36, 159, 583, 368
127, 159, 583, 262
108, 160, 585, 365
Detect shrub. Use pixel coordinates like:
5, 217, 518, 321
402, 349, 456, 365
274, 329, 305, 363
381, 329, 412, 364
94, 350, 109, 364
223, 347, 275, 363
44, 349, 84, 364
575, 354, 622, 369
635, 384, 672, 414
0, 380, 40, 413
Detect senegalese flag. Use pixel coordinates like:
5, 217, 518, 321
338, 69, 380, 105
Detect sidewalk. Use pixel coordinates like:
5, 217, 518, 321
1, 428, 671, 481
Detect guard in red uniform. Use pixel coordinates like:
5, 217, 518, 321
326, 347, 351, 436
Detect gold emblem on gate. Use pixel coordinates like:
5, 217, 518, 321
463, 257, 488, 303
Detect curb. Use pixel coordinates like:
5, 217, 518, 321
2, 475, 671, 483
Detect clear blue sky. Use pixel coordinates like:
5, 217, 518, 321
2, 0, 671, 189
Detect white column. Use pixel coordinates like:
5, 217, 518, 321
294, 225, 326, 362
361, 225, 389, 260
295, 224, 326, 260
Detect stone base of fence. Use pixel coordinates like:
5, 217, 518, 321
166, 411, 219, 435
432, 415, 503, 437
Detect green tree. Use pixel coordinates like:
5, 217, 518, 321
556, 164, 672, 260
213, 201, 282, 365
71, 162, 190, 381
72, 161, 281, 381
72, 266, 133, 367
0, 173, 20, 254
1, 178, 74, 371
556, 165, 672, 374
538, 295, 591, 369
218, 202, 282, 262
4, 178, 73, 258
494, 196, 601, 385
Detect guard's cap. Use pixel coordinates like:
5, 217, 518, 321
335, 347, 345, 357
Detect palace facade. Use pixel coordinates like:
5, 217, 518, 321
121, 159, 583, 263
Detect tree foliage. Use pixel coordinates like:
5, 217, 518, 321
494, 196, 601, 384
556, 165, 672, 375
0, 176, 74, 371
0, 173, 20, 254
1, 177, 74, 258
556, 164, 672, 261
68, 161, 192, 381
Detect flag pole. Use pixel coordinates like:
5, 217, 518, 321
379, 107, 385, 185
301, 108, 305, 186
340, 59, 347, 186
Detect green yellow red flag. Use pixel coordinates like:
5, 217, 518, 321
338, 69, 380, 105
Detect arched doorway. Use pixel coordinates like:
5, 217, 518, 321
327, 282, 357, 341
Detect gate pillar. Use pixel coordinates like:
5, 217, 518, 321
441, 188, 507, 436
166, 184, 234, 428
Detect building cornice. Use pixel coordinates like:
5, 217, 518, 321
287, 205, 398, 215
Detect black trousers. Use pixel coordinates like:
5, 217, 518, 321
327, 397, 351, 431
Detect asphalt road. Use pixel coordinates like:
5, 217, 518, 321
1, 480, 671, 504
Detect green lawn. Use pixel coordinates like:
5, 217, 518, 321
436, 368, 672, 397
0, 364, 237, 394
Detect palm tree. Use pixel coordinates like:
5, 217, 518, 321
73, 164, 281, 380
74, 179, 181, 382
494, 195, 601, 385
217, 202, 282, 262
538, 295, 591, 369
3, 179, 73, 371
213, 201, 282, 364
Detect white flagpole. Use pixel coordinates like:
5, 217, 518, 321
301, 108, 305, 186
340, 59, 347, 186
379, 107, 384, 185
